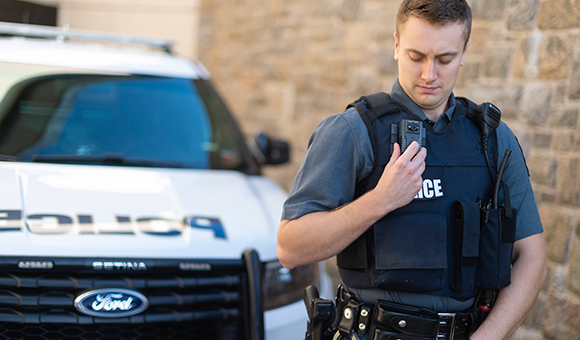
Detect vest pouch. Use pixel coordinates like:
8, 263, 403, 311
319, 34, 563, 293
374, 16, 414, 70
475, 206, 516, 289
372, 213, 446, 292
451, 201, 480, 293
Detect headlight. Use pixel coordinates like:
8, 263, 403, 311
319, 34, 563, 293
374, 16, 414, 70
263, 260, 320, 310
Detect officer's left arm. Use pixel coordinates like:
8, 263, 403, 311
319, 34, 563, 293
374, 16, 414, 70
470, 233, 547, 340
470, 123, 547, 340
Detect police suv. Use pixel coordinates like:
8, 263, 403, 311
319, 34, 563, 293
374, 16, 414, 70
0, 22, 330, 340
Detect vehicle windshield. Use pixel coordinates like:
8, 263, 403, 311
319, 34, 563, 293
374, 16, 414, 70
0, 73, 258, 172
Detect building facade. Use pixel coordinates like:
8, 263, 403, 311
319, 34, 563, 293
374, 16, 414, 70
23, 0, 200, 59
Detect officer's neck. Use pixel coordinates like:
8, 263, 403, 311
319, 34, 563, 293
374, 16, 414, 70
424, 111, 442, 122
422, 100, 450, 123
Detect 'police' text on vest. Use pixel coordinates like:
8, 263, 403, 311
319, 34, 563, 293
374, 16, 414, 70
414, 178, 444, 200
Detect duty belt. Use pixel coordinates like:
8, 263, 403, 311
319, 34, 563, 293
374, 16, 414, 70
335, 286, 477, 340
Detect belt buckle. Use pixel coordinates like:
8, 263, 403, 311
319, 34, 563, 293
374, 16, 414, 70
437, 312, 456, 340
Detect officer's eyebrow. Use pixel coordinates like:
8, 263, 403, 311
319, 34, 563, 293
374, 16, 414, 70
406, 48, 460, 58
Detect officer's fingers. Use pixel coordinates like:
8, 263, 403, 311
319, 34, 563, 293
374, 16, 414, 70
412, 145, 427, 164
399, 141, 421, 162
416, 154, 426, 174
386, 143, 402, 169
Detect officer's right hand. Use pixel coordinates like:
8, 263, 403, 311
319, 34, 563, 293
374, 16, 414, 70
372, 141, 426, 214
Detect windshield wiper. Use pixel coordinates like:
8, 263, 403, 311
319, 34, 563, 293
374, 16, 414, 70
30, 153, 184, 168
0, 154, 21, 161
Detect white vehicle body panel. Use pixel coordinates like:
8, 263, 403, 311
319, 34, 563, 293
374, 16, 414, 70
0, 162, 281, 260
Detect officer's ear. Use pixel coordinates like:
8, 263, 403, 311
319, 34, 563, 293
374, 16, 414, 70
394, 32, 400, 61
460, 38, 471, 66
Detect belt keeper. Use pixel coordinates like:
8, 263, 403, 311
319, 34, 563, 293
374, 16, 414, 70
356, 305, 372, 338
338, 299, 361, 337
332, 285, 351, 331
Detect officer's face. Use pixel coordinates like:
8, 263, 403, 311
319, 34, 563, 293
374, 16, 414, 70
394, 15, 470, 120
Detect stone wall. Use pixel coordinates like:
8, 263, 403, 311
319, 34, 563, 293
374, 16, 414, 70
198, 0, 580, 338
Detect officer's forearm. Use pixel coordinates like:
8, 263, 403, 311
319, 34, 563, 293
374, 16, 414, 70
277, 143, 425, 270
277, 188, 392, 270
470, 233, 547, 340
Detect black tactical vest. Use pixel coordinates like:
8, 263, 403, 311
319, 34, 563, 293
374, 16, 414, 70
336, 93, 514, 300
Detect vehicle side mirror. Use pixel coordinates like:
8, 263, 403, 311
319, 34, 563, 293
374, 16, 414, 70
253, 132, 290, 165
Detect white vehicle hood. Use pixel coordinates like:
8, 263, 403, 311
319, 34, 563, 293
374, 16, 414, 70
0, 162, 286, 261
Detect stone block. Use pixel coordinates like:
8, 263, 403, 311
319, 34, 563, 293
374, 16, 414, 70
455, 62, 479, 89
466, 84, 522, 119
549, 108, 580, 129
538, 0, 580, 30
294, 69, 321, 93
330, 0, 361, 22
319, 58, 350, 89
570, 54, 580, 100
538, 204, 572, 263
301, 19, 334, 42
538, 35, 574, 80
553, 132, 574, 152
556, 157, 580, 206
344, 23, 373, 54
377, 48, 398, 76
520, 296, 545, 330
463, 61, 480, 80
484, 46, 514, 78
542, 292, 580, 340
471, 0, 507, 20
510, 327, 547, 340
552, 82, 569, 105
543, 263, 554, 294
359, 1, 397, 38
538, 191, 555, 203
349, 65, 384, 96
468, 24, 490, 55
567, 238, 580, 295
507, 0, 540, 31
531, 132, 552, 149
520, 83, 552, 126
512, 36, 530, 79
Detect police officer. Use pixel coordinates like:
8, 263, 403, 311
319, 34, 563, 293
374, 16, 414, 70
277, 0, 547, 339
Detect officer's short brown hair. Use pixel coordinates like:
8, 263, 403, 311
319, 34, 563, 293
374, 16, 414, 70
396, 0, 472, 48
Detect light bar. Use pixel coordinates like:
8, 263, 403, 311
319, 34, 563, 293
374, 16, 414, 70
0, 21, 174, 52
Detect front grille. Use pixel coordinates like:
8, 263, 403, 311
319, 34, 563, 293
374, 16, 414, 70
0, 250, 264, 340
0, 321, 239, 340
0, 321, 238, 340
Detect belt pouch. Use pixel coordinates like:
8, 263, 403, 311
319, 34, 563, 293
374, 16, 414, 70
451, 201, 480, 292
369, 300, 438, 340
371, 329, 432, 340
476, 184, 516, 289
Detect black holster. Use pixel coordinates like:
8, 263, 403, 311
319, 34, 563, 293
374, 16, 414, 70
304, 285, 336, 340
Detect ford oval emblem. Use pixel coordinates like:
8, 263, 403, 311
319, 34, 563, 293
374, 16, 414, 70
74, 288, 149, 318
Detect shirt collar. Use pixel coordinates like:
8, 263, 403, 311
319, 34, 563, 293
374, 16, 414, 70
389, 79, 456, 132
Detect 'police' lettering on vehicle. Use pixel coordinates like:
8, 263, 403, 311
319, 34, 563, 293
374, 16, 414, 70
0, 210, 226, 239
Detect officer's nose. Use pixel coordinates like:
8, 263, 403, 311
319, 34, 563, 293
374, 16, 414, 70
421, 60, 438, 83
